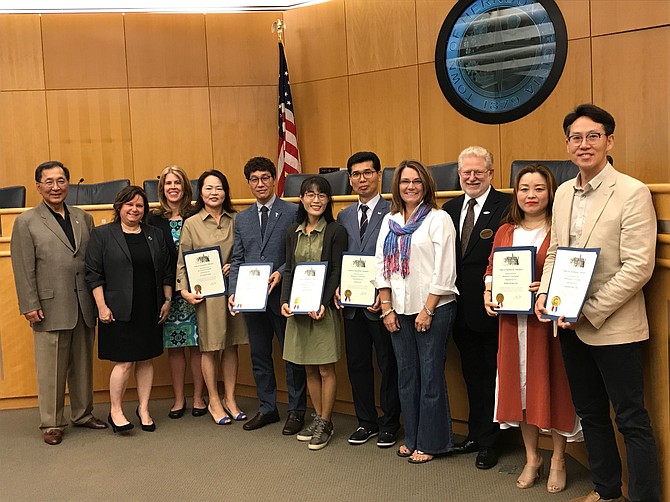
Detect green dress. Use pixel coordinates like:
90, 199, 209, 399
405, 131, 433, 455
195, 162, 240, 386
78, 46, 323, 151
283, 218, 341, 365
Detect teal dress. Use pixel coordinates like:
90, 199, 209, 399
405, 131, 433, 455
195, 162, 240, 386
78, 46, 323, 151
163, 219, 199, 349
283, 219, 341, 365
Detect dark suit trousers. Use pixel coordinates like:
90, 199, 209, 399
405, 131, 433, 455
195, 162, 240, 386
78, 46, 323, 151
33, 308, 94, 430
344, 309, 400, 433
559, 329, 660, 502
453, 322, 500, 447
245, 311, 306, 415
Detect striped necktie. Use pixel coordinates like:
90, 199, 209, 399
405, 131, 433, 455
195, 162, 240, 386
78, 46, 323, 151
359, 204, 369, 242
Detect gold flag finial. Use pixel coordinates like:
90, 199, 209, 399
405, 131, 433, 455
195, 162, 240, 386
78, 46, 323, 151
271, 18, 285, 43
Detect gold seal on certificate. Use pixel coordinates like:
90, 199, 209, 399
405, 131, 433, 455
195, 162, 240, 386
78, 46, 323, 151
183, 247, 226, 298
289, 262, 328, 314
339, 254, 377, 307
232, 263, 273, 313
491, 246, 536, 314
542, 247, 600, 322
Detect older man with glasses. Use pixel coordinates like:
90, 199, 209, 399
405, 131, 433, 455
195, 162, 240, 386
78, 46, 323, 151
442, 146, 511, 469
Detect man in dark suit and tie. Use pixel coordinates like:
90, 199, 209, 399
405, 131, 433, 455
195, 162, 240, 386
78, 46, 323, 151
336, 151, 401, 448
229, 157, 307, 435
10, 160, 108, 445
442, 146, 511, 469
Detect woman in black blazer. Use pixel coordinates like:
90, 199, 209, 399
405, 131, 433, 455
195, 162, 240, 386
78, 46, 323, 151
86, 186, 173, 433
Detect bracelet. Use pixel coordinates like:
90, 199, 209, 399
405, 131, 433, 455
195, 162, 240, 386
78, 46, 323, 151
164, 297, 172, 302
381, 300, 392, 305
423, 305, 434, 317
379, 308, 395, 319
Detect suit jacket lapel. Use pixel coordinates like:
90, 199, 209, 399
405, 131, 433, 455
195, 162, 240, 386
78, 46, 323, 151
111, 222, 132, 261
38, 202, 74, 252
262, 205, 279, 249
71, 209, 83, 252
463, 193, 499, 257
579, 175, 615, 247
361, 200, 388, 251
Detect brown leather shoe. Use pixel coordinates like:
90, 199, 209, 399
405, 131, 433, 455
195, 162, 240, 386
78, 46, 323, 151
74, 416, 109, 429
570, 491, 628, 502
43, 429, 62, 445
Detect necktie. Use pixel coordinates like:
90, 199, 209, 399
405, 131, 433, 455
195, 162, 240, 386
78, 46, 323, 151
461, 198, 476, 254
359, 204, 369, 242
260, 206, 269, 239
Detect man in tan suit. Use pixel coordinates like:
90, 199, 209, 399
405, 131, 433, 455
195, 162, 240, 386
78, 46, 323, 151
535, 105, 660, 502
11, 161, 107, 445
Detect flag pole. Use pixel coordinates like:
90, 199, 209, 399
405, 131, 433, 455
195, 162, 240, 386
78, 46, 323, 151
271, 19, 284, 43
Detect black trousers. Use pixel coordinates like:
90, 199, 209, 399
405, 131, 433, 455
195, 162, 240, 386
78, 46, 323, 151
344, 309, 401, 433
452, 322, 500, 447
559, 329, 660, 502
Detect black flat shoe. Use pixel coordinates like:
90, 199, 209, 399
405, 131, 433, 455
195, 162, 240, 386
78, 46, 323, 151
168, 403, 186, 419
108, 413, 133, 433
136, 407, 156, 432
192, 402, 208, 417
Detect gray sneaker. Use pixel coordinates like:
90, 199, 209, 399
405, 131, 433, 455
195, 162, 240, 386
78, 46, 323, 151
308, 418, 333, 450
296, 414, 319, 442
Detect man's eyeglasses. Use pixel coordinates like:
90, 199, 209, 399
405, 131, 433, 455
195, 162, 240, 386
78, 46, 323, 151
350, 170, 377, 180
39, 178, 68, 189
567, 132, 606, 146
248, 174, 273, 185
458, 170, 490, 179
302, 191, 328, 201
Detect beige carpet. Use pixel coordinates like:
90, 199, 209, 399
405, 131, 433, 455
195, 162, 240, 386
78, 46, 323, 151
0, 397, 593, 501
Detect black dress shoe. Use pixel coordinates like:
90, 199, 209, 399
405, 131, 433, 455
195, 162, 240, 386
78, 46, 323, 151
475, 447, 498, 470
136, 407, 156, 432
168, 404, 186, 419
74, 416, 109, 429
348, 427, 379, 445
192, 401, 208, 417
452, 439, 479, 454
282, 411, 305, 435
243, 410, 280, 431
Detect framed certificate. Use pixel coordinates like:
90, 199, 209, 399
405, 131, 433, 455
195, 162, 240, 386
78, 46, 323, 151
541, 247, 600, 322
183, 247, 226, 298
339, 254, 377, 308
491, 246, 536, 315
289, 262, 328, 314
231, 263, 273, 313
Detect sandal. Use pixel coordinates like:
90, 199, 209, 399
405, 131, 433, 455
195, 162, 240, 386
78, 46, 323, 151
547, 458, 567, 493
408, 450, 434, 464
396, 445, 412, 458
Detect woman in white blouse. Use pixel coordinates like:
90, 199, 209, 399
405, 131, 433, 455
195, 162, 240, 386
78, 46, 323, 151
375, 160, 459, 464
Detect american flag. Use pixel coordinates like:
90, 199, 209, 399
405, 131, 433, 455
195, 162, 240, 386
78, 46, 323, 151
277, 41, 301, 196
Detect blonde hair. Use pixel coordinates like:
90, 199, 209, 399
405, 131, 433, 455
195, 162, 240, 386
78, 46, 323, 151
155, 165, 193, 218
458, 146, 494, 171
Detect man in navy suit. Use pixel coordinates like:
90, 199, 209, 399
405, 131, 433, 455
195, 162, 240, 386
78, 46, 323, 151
442, 146, 511, 469
336, 151, 401, 448
229, 157, 307, 435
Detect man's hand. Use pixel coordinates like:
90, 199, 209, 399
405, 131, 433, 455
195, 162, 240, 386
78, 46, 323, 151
24, 309, 44, 324
268, 271, 281, 294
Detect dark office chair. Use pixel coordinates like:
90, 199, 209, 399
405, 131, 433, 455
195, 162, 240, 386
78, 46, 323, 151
283, 170, 351, 197
381, 167, 395, 194
429, 162, 460, 191
509, 160, 579, 187
65, 179, 130, 205
0, 185, 26, 208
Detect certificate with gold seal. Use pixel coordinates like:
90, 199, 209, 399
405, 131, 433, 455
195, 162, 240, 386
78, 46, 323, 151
289, 262, 328, 314
183, 247, 226, 298
231, 263, 273, 313
541, 247, 600, 322
491, 246, 536, 314
339, 254, 376, 308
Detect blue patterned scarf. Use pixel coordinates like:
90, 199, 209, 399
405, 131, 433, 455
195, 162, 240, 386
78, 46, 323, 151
383, 203, 432, 279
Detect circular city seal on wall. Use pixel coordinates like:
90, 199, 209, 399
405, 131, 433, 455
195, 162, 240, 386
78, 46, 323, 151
435, 0, 568, 124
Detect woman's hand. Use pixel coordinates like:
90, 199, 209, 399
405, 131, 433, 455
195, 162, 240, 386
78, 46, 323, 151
414, 309, 433, 333
367, 294, 381, 313
483, 291, 498, 317
181, 290, 204, 306
158, 301, 171, 324
334, 287, 343, 310
309, 305, 326, 320
98, 305, 115, 324
281, 303, 293, 318
383, 310, 400, 333
222, 263, 231, 277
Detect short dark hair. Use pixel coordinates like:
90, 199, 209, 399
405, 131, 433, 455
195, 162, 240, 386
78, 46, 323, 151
193, 169, 236, 214
296, 175, 334, 224
563, 104, 615, 136
346, 151, 381, 174
113, 185, 149, 224
244, 157, 276, 180
35, 161, 70, 183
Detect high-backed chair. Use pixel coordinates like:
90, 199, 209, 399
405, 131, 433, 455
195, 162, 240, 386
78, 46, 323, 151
143, 179, 199, 203
65, 179, 130, 205
0, 185, 26, 208
509, 160, 579, 187
283, 170, 351, 197
381, 167, 395, 194
430, 162, 460, 191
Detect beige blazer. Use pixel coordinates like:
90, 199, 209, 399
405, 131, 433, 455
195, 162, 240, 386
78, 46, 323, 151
10, 202, 96, 332
540, 167, 656, 346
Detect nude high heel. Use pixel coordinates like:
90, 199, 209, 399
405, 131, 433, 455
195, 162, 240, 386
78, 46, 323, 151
516, 458, 544, 489
547, 458, 567, 493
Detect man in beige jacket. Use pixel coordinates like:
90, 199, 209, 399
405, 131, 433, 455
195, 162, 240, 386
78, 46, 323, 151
535, 105, 659, 502
11, 161, 107, 445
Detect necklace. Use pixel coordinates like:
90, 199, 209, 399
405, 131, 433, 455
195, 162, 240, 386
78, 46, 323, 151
520, 221, 545, 231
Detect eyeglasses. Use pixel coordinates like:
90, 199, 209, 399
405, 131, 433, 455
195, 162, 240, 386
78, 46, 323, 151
202, 186, 224, 193
458, 169, 490, 178
248, 174, 273, 185
567, 132, 606, 146
39, 178, 68, 189
350, 170, 377, 180
399, 179, 423, 187
302, 191, 328, 202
